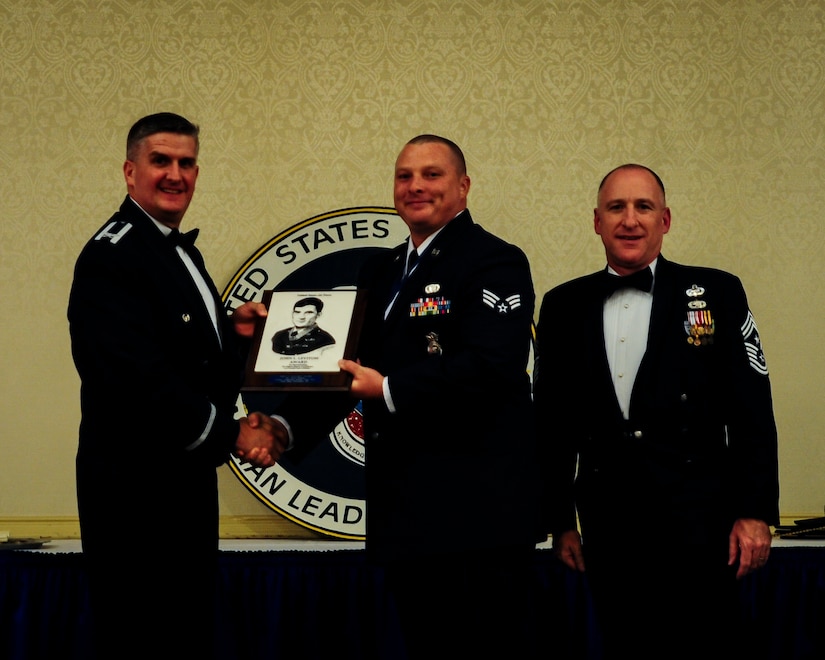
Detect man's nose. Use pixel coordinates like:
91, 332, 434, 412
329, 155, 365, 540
621, 208, 639, 226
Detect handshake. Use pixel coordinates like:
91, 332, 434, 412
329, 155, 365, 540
233, 412, 289, 468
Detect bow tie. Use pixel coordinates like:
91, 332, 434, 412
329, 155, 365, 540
168, 228, 199, 251
602, 266, 653, 296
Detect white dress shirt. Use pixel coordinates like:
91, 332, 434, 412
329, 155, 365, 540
603, 259, 658, 419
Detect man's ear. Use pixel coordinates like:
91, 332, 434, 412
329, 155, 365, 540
123, 160, 134, 189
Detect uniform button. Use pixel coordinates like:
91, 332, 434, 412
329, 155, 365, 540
633, 430, 643, 438
370, 431, 380, 440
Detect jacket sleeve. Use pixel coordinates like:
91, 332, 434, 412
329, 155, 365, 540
533, 285, 582, 536
716, 275, 780, 525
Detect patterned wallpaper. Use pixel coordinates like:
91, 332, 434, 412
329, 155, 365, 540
1, 0, 823, 524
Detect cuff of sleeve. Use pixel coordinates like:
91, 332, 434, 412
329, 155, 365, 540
383, 376, 395, 413
185, 403, 217, 451
270, 414, 295, 451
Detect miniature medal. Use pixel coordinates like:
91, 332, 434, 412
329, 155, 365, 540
683, 284, 714, 346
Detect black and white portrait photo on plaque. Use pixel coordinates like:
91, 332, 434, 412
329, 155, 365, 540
271, 295, 337, 356
244, 288, 364, 391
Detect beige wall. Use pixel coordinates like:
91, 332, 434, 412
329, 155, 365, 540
1, 0, 823, 538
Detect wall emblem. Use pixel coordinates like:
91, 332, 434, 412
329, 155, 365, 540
222, 207, 408, 539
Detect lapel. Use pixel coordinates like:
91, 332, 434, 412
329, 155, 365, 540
121, 197, 224, 348
382, 210, 473, 329
181, 241, 225, 323
643, 255, 674, 363
628, 255, 674, 414
377, 243, 409, 328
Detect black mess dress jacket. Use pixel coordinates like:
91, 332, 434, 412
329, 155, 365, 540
534, 255, 779, 552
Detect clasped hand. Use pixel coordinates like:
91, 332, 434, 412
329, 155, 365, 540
234, 412, 288, 468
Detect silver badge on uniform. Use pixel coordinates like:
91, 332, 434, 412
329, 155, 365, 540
426, 332, 442, 355
94, 221, 133, 245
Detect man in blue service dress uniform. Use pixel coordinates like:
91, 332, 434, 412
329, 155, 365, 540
533, 164, 779, 659
337, 135, 544, 659
68, 113, 283, 659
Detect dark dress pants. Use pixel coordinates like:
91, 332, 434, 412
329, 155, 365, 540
383, 544, 539, 660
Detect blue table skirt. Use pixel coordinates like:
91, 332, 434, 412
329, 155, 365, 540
1, 544, 823, 659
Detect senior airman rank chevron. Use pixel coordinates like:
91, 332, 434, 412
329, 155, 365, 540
482, 289, 521, 314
